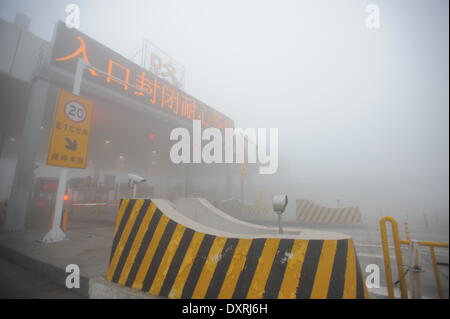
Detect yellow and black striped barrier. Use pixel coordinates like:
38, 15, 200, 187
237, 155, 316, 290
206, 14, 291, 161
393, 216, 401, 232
106, 199, 368, 299
296, 199, 361, 224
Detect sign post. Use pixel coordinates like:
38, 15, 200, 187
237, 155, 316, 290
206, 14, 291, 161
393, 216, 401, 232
43, 58, 91, 243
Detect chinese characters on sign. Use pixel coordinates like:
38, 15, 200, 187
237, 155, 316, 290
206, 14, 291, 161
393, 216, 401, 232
51, 21, 234, 130
144, 38, 185, 89
47, 89, 93, 169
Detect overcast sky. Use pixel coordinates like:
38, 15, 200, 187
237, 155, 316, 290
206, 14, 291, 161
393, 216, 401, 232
1, 0, 448, 220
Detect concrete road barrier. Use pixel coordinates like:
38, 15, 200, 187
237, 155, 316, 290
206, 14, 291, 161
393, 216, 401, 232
106, 199, 368, 299
174, 198, 301, 235
297, 199, 362, 224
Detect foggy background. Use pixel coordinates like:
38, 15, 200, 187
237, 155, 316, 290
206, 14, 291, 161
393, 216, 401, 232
0, 0, 448, 221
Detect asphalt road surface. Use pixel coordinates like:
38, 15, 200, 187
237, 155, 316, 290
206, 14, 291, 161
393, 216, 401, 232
0, 257, 84, 299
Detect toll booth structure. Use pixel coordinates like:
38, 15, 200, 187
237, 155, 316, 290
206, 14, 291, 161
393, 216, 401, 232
0, 17, 247, 231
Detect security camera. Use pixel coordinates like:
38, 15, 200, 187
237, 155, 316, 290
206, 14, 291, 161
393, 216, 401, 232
128, 174, 147, 199
273, 194, 288, 235
128, 173, 146, 184
273, 194, 288, 214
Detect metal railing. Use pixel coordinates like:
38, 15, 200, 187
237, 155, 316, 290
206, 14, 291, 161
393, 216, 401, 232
379, 216, 448, 299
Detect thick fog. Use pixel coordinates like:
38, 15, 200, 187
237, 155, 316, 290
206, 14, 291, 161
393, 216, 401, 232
1, 0, 448, 221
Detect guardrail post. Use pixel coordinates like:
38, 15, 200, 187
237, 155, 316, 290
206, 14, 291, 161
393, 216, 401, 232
379, 216, 408, 299
429, 246, 443, 299
408, 240, 422, 299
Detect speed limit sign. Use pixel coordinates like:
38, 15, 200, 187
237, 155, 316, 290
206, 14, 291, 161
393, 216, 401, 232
64, 101, 87, 123
47, 89, 93, 169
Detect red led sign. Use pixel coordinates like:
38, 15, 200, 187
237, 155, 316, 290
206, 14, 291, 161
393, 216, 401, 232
50, 21, 234, 130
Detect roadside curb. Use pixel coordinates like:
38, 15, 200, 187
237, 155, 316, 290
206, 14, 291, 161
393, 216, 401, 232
0, 244, 88, 297
89, 276, 163, 299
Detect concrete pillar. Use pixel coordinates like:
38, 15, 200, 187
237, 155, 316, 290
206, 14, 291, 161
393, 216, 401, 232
0, 87, 13, 156
5, 78, 49, 230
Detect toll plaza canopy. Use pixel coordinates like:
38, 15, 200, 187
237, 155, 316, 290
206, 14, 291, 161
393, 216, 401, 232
50, 21, 234, 131
1, 19, 253, 230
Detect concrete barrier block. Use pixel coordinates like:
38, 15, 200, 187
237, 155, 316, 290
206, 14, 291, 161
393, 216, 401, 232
106, 199, 368, 299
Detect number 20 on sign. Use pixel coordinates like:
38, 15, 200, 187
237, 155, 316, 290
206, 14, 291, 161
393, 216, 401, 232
47, 89, 93, 169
